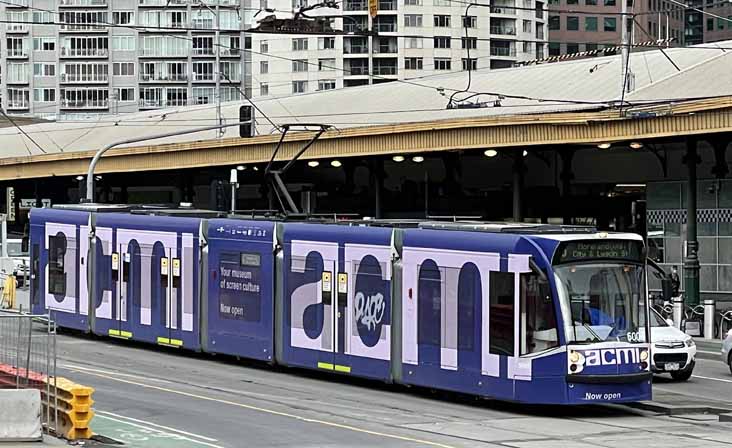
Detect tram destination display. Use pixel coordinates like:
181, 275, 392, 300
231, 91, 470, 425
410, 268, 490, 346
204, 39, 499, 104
554, 240, 643, 264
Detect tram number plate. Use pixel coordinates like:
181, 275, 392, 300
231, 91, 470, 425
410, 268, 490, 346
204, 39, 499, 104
665, 362, 680, 371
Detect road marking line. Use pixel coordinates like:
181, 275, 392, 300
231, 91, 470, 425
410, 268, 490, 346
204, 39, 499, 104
68, 367, 457, 448
696, 350, 722, 356
691, 374, 732, 384
96, 410, 219, 442
94, 414, 226, 448
61, 364, 173, 383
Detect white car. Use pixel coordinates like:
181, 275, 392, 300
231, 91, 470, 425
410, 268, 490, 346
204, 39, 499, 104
649, 308, 696, 381
5, 239, 29, 287
722, 329, 732, 375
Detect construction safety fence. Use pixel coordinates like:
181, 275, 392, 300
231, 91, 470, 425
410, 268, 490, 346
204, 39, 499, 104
0, 312, 94, 439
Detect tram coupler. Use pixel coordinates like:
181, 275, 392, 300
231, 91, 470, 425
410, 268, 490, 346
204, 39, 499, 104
672, 296, 684, 330
704, 299, 716, 339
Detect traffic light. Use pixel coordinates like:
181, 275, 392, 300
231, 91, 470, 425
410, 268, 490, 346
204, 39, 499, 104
239, 105, 254, 138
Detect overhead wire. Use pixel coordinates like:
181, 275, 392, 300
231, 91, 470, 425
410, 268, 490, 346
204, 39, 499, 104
0, 107, 48, 154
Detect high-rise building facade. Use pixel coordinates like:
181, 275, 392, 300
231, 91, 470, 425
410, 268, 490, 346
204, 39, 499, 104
547, 0, 732, 56
1, 0, 252, 119
250, 0, 549, 97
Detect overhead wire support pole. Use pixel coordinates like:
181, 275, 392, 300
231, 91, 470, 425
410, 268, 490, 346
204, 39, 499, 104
85, 120, 254, 203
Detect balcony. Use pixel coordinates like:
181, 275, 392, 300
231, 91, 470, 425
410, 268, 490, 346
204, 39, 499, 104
140, 73, 188, 82
378, 0, 397, 10
60, 98, 109, 109
59, 23, 107, 32
490, 1, 516, 14
344, 45, 369, 54
138, 0, 187, 6
192, 73, 215, 82
6, 100, 29, 110
4, 0, 29, 7
343, 0, 367, 11
60, 47, 109, 57
490, 46, 516, 56
373, 22, 397, 33
59, 0, 107, 6
192, 47, 215, 56
138, 98, 187, 109
372, 65, 397, 75
6, 48, 28, 58
490, 25, 516, 35
346, 66, 369, 75
60, 73, 108, 83
220, 47, 240, 57
6, 24, 29, 33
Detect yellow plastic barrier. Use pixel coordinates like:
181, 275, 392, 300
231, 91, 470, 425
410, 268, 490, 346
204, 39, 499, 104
42, 377, 95, 440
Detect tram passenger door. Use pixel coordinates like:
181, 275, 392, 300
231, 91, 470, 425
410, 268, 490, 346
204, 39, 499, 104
159, 248, 182, 346
113, 244, 133, 336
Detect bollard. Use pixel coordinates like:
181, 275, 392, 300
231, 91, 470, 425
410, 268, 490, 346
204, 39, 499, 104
673, 296, 684, 330
704, 299, 715, 339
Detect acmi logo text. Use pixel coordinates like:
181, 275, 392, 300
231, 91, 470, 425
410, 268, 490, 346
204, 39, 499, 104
580, 347, 639, 366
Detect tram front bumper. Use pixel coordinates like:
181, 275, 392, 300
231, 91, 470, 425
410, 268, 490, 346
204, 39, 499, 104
566, 372, 653, 403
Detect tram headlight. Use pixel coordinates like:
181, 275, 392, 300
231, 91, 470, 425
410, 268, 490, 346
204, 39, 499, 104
569, 351, 580, 363
639, 349, 649, 362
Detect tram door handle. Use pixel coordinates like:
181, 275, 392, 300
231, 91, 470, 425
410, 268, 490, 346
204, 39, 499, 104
321, 271, 332, 306
160, 257, 170, 288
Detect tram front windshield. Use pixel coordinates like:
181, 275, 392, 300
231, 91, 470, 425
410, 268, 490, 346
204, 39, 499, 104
554, 263, 646, 344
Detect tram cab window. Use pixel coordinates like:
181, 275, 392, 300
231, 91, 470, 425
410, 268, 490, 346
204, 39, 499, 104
520, 271, 558, 355
48, 235, 66, 295
489, 272, 515, 356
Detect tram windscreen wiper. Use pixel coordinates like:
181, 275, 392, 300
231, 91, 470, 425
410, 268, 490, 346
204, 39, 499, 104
572, 322, 602, 343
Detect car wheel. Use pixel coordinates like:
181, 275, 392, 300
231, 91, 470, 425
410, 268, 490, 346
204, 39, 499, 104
670, 361, 694, 381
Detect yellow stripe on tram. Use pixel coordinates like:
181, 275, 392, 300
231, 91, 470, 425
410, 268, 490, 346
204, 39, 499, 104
317, 362, 334, 370
157, 337, 183, 348
334, 365, 351, 373
109, 329, 132, 339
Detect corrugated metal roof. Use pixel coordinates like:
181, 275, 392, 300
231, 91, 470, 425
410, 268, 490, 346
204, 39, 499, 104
0, 41, 729, 159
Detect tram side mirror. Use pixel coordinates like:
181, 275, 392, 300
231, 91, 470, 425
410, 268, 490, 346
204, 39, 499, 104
661, 277, 673, 302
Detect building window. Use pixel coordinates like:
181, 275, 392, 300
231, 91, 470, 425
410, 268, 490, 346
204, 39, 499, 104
292, 59, 308, 72
548, 42, 560, 55
566, 43, 579, 54
522, 41, 533, 53
113, 11, 134, 25
585, 16, 598, 31
603, 17, 616, 31
604, 0, 616, 5
114, 88, 135, 102
566, 16, 579, 30
33, 88, 55, 103
112, 36, 135, 51
585, 0, 597, 4
523, 19, 532, 33
463, 15, 477, 27
434, 36, 451, 48
292, 80, 307, 93
260, 82, 269, 96
260, 61, 268, 74
462, 36, 477, 49
318, 58, 335, 71
706, 18, 714, 30
318, 79, 336, 90
112, 62, 134, 76
260, 40, 268, 53
405, 0, 422, 5
32, 63, 55, 77
405, 57, 423, 69
319, 36, 335, 49
32, 37, 55, 51
292, 38, 308, 51
434, 14, 451, 27
405, 37, 423, 48
461, 58, 477, 70
405, 14, 423, 27
567, 0, 578, 4
434, 58, 451, 70
585, 42, 598, 51
549, 15, 560, 30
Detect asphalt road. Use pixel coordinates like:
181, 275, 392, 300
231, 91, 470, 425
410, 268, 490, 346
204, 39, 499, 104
50, 332, 732, 448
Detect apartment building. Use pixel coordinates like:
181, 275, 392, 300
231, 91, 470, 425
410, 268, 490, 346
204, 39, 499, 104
1, 0, 252, 119
547, 0, 731, 56
251, 0, 549, 97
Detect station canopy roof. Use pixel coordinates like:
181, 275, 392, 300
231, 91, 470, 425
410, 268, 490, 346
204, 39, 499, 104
1, 40, 731, 159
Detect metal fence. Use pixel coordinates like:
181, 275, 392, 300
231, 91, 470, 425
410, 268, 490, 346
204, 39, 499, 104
0, 311, 58, 434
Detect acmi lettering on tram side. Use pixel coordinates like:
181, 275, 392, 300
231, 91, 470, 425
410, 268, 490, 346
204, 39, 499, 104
577, 347, 640, 366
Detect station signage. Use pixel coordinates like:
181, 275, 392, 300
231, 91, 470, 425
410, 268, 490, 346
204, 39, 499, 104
19, 198, 51, 209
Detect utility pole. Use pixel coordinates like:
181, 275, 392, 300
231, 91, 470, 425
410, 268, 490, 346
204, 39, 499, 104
620, 0, 630, 95
216, 0, 223, 138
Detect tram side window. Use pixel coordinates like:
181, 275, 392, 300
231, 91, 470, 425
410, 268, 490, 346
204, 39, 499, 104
520, 272, 558, 355
489, 272, 515, 356
48, 235, 66, 296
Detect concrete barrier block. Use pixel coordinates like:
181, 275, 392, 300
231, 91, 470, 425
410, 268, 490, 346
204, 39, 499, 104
0, 389, 42, 441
